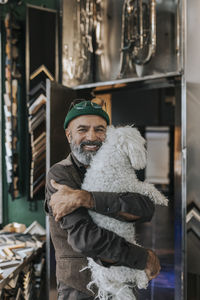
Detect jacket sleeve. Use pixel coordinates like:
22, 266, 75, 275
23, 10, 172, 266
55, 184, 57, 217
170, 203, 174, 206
60, 207, 148, 270
91, 191, 155, 223
45, 164, 148, 270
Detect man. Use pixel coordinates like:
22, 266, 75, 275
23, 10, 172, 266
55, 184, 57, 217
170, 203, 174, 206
45, 100, 160, 300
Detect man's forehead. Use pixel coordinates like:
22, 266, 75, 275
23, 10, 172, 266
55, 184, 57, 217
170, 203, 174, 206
69, 115, 107, 128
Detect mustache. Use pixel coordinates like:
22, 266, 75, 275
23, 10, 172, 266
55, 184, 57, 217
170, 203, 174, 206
80, 140, 102, 148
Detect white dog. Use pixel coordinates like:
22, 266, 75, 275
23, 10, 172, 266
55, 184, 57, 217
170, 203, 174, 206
81, 125, 168, 300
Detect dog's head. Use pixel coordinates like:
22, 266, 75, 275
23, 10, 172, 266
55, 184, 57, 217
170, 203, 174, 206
105, 125, 147, 170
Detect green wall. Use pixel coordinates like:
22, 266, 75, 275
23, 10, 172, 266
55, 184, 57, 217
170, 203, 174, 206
6, 196, 46, 228
1, 0, 58, 228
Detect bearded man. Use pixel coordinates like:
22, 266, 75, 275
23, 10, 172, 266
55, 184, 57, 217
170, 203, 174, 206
45, 100, 160, 300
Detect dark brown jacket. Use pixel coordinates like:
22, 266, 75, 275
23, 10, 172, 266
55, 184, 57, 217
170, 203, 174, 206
45, 154, 155, 295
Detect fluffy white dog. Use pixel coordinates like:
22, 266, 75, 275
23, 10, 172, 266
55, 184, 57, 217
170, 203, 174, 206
81, 125, 168, 300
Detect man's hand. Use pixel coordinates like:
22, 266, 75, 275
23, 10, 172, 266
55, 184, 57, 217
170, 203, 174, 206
118, 211, 140, 221
49, 180, 94, 221
145, 249, 161, 280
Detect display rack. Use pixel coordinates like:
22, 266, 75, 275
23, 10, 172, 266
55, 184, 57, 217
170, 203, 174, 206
3, 12, 21, 199
26, 5, 58, 201
27, 79, 48, 200
0, 12, 3, 224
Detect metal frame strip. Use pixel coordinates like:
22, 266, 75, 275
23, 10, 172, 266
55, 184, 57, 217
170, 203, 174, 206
0, 20, 3, 224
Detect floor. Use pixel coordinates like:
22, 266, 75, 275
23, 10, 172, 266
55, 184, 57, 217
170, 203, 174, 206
136, 203, 175, 300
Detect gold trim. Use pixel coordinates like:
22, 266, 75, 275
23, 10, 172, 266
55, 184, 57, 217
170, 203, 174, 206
30, 64, 54, 81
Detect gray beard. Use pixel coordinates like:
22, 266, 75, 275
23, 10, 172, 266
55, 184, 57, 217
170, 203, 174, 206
70, 140, 102, 165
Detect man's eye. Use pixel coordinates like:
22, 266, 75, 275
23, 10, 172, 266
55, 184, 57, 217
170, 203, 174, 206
96, 129, 105, 133
78, 128, 87, 132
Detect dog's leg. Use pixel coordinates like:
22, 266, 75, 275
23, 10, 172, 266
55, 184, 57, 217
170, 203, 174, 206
131, 181, 168, 206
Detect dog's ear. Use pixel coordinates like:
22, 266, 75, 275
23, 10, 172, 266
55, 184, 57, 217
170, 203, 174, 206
120, 126, 147, 170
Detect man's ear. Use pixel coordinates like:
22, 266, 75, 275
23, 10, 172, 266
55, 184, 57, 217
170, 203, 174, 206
65, 129, 71, 143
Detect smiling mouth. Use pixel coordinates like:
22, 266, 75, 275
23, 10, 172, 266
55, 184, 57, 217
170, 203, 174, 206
83, 145, 99, 151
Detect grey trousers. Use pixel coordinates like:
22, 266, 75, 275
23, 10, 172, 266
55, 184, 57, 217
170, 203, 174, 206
57, 281, 96, 300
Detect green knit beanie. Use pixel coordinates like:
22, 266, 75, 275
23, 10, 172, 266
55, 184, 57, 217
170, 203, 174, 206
64, 100, 110, 129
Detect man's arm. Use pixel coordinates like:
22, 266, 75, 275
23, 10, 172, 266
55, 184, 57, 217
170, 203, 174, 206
92, 191, 155, 222
60, 208, 160, 279
50, 180, 155, 223
46, 164, 160, 279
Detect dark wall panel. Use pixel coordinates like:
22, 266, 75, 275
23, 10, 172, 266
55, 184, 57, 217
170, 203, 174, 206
112, 88, 175, 127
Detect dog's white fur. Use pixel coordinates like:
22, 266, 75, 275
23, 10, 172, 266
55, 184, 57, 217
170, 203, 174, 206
81, 125, 168, 300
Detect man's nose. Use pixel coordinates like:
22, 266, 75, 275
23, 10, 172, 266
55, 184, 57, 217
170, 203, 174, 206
86, 129, 97, 141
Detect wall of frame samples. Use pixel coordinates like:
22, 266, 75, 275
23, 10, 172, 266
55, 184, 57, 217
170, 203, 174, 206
27, 80, 46, 200
0, 2, 57, 298
26, 5, 57, 201
1, 4, 58, 204
3, 13, 21, 199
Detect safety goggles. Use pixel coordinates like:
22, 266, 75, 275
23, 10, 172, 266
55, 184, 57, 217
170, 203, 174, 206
68, 98, 107, 112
